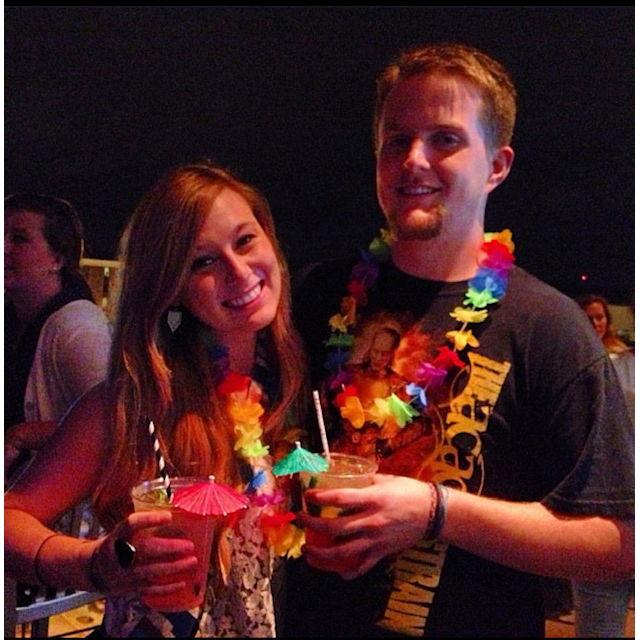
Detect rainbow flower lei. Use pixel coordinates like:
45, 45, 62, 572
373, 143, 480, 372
215, 367, 304, 559
325, 229, 515, 426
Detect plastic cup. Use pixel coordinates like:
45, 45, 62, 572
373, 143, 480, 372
300, 453, 377, 570
131, 477, 216, 612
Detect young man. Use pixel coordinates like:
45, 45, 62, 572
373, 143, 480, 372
287, 43, 633, 638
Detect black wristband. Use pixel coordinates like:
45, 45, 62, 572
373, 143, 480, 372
423, 482, 439, 540
430, 484, 448, 540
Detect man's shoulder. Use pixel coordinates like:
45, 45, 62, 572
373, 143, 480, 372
292, 258, 355, 291
506, 267, 583, 319
292, 258, 355, 311
501, 267, 606, 362
292, 258, 357, 351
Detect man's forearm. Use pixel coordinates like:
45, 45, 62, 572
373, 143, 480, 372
442, 489, 634, 581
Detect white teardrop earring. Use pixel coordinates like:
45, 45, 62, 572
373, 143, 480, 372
167, 309, 182, 333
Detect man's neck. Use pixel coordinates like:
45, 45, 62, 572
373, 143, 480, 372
390, 232, 484, 282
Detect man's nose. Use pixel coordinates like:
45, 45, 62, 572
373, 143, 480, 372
403, 139, 431, 171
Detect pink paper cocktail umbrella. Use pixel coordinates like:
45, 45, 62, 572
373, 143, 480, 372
172, 475, 250, 517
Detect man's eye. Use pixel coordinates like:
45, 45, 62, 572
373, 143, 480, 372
384, 135, 411, 150
432, 132, 461, 147
191, 255, 218, 271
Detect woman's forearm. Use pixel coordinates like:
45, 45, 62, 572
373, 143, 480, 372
5, 420, 57, 450
5, 507, 96, 591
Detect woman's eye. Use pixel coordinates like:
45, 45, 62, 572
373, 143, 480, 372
237, 234, 256, 249
191, 255, 218, 272
10, 233, 29, 244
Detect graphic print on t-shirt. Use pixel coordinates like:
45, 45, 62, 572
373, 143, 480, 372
322, 310, 511, 636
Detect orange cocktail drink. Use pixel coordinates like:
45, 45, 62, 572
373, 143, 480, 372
131, 477, 216, 612
300, 453, 377, 569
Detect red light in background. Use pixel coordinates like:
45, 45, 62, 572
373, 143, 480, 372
580, 273, 589, 282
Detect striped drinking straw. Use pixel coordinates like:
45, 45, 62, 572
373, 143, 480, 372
148, 420, 172, 501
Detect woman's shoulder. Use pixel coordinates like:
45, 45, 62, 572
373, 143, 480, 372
47, 299, 110, 325
38, 300, 112, 349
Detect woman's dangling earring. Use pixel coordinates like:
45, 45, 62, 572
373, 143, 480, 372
167, 308, 182, 333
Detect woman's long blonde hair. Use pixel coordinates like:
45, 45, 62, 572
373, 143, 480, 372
94, 162, 306, 528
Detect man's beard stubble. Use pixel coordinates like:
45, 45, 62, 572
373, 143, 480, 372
387, 203, 447, 241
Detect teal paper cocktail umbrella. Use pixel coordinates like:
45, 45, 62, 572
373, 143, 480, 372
272, 441, 330, 477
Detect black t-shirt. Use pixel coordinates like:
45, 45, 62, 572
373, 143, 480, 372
286, 258, 634, 638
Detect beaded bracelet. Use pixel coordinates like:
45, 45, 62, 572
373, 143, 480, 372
33, 532, 62, 587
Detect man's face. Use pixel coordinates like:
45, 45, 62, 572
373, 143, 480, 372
375, 73, 505, 242
369, 331, 396, 372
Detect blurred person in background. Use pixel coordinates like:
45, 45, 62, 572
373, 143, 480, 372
5, 194, 113, 610
572, 293, 634, 638
5, 194, 112, 483
578, 294, 634, 425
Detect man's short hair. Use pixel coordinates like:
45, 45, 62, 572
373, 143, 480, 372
374, 42, 517, 152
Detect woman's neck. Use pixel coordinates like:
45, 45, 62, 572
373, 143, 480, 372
10, 281, 62, 324
225, 334, 258, 375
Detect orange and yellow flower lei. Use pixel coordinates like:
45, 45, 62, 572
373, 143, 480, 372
216, 371, 305, 558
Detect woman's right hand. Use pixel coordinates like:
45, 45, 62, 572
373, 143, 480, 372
89, 510, 198, 598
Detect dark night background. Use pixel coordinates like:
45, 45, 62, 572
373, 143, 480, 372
5, 6, 635, 303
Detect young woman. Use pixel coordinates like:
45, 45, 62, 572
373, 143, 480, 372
5, 194, 112, 482
5, 162, 307, 637
573, 293, 634, 638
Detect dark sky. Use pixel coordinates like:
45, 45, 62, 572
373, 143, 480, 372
5, 6, 635, 303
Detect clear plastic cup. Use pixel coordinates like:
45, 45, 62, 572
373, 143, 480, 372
300, 453, 377, 570
131, 477, 216, 611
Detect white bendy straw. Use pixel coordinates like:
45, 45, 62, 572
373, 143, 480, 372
149, 420, 173, 501
312, 390, 331, 462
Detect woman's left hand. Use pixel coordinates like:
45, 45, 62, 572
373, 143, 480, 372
88, 510, 198, 597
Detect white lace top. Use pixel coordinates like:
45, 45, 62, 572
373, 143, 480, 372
104, 505, 277, 637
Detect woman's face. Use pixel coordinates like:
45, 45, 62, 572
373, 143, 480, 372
181, 187, 282, 347
5, 210, 61, 296
584, 302, 608, 340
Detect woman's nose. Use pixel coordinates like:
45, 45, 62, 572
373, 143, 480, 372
224, 253, 252, 282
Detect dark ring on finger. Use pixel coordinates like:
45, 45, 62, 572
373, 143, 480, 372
114, 537, 137, 569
